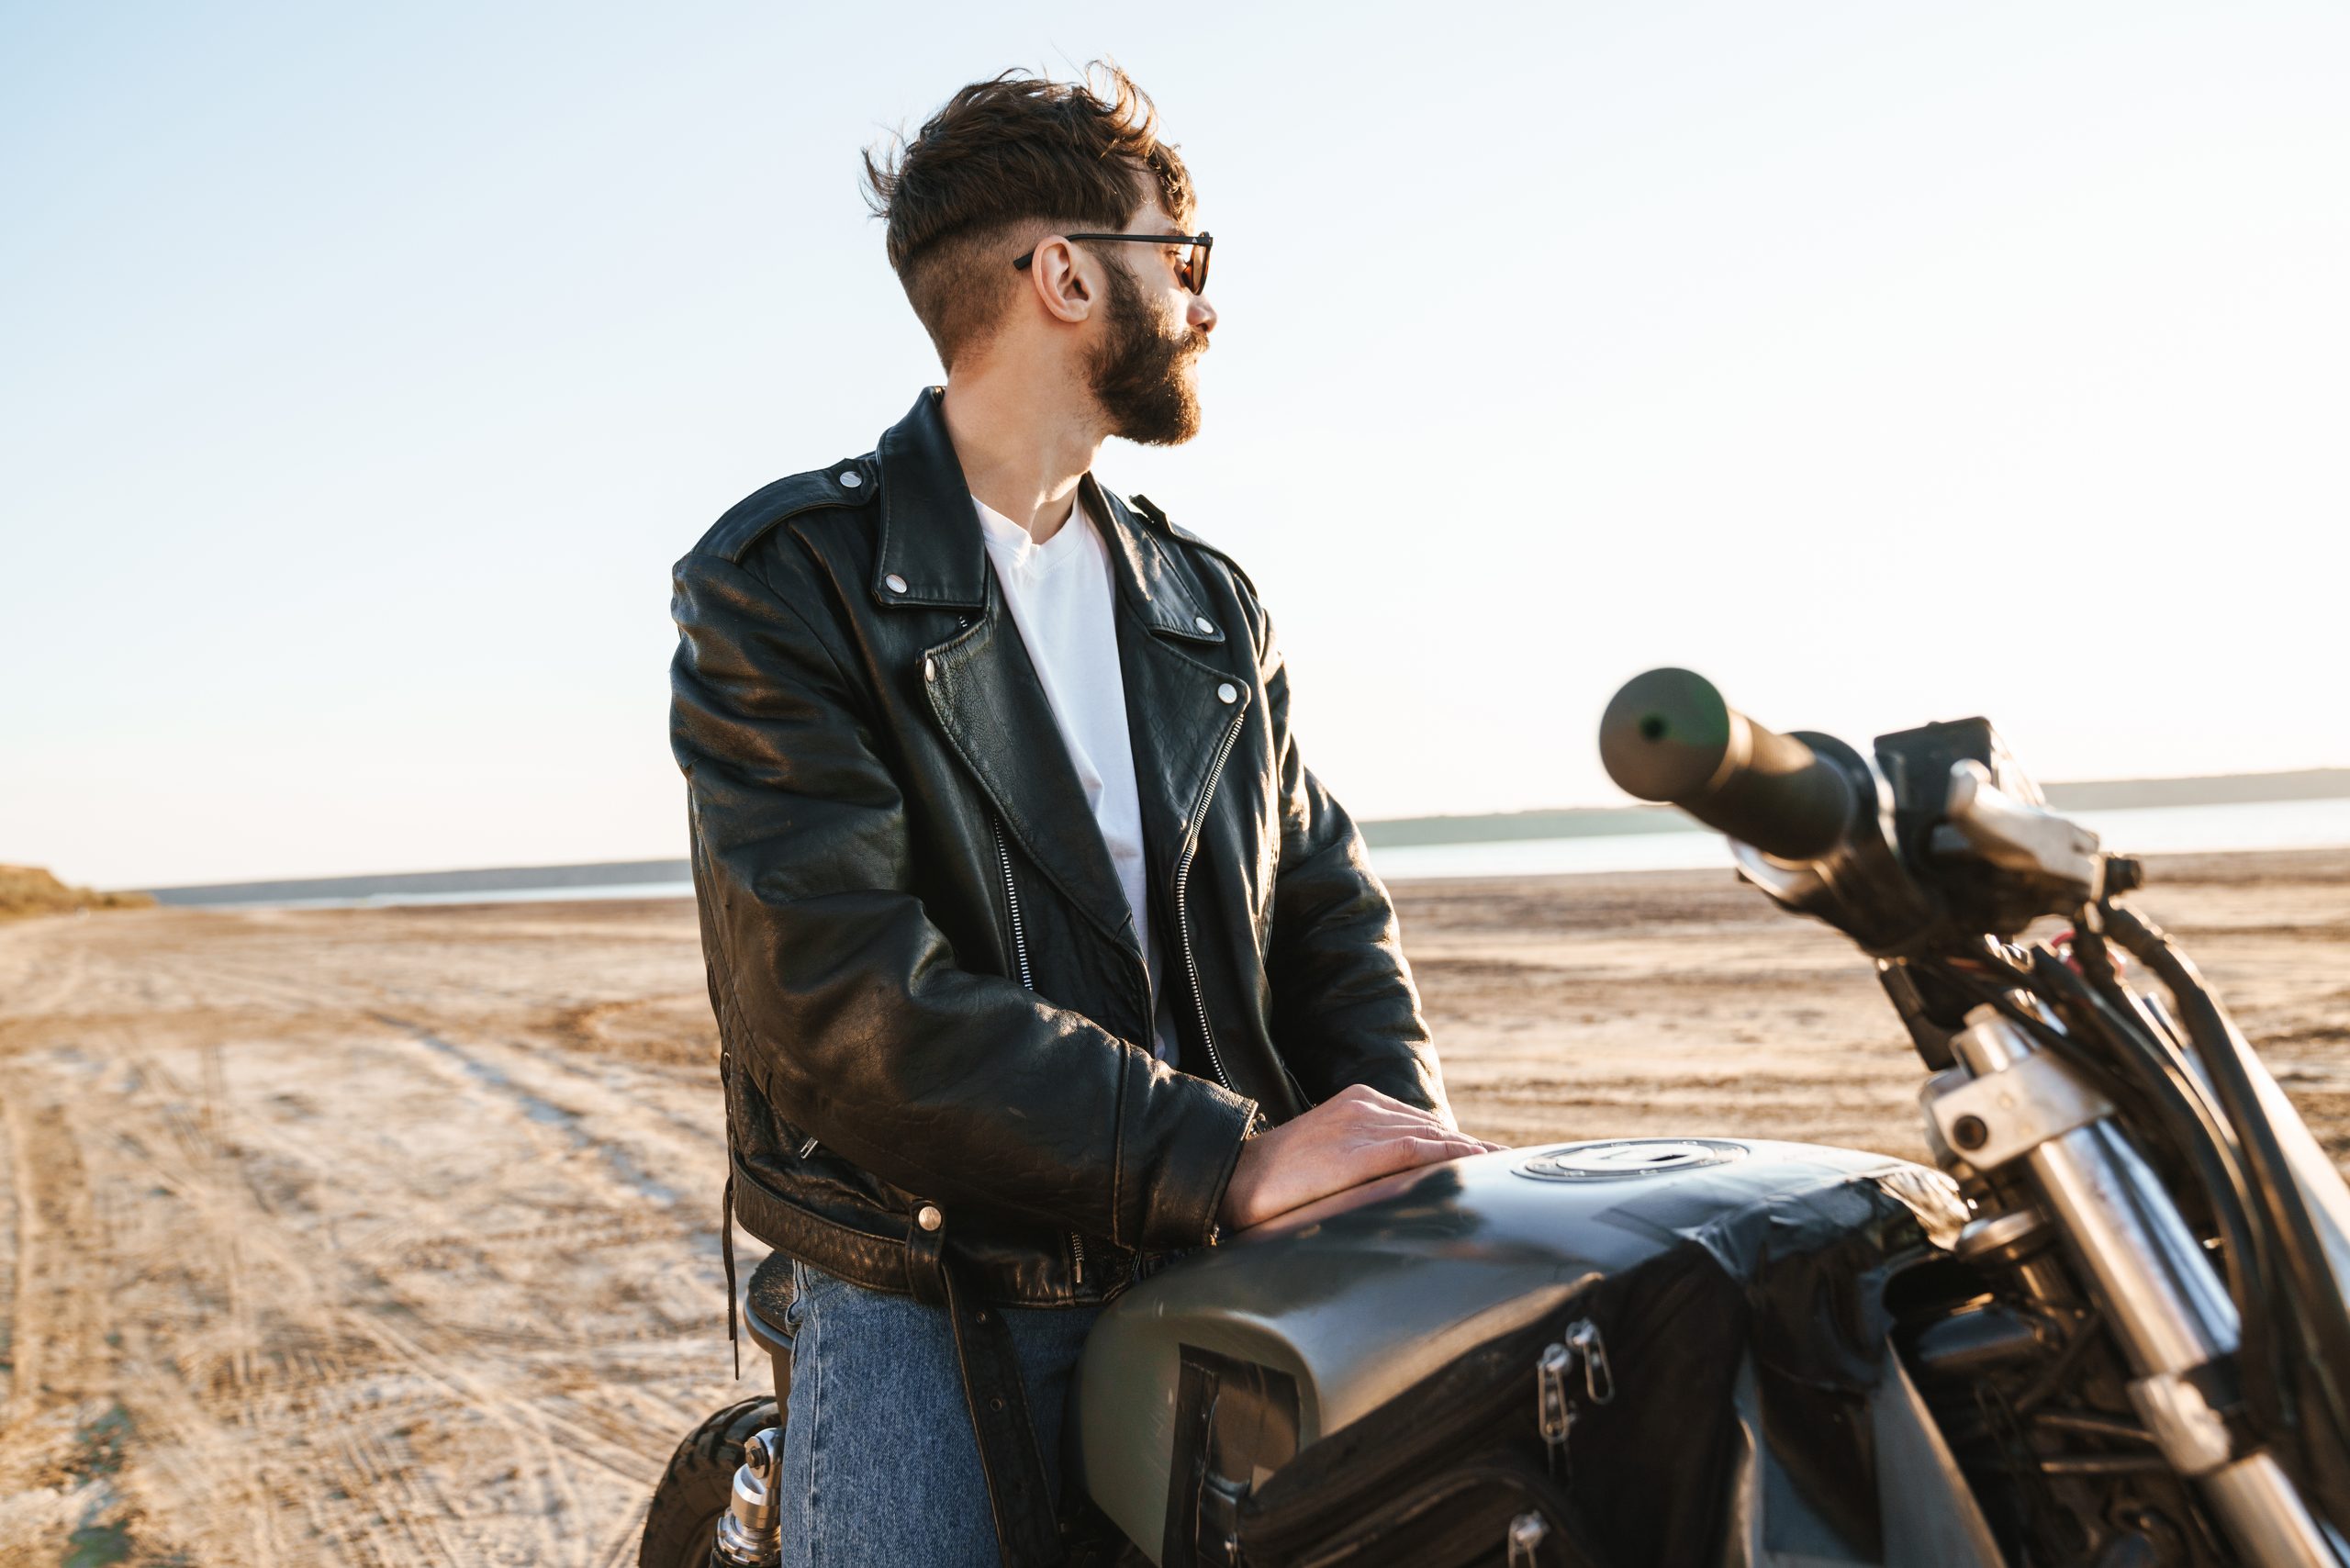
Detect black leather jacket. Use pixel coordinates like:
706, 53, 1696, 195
670, 388, 1448, 1306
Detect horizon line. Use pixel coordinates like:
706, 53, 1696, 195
120, 764, 2350, 900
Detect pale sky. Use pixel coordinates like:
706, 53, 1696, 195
6, 2, 2347, 889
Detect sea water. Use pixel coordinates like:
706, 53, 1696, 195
235, 796, 2350, 908
1366, 797, 2350, 881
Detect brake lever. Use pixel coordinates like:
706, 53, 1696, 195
1935, 760, 2108, 904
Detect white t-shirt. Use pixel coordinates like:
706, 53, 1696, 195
974, 491, 1177, 1065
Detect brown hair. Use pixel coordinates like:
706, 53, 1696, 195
862, 65, 1194, 370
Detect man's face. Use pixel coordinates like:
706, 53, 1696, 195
1086, 196, 1216, 446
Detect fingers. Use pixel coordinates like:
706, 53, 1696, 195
1381, 1127, 1496, 1163
1312, 1086, 1465, 1140
1340, 1103, 1484, 1145
1328, 1104, 1507, 1161
1227, 1105, 1507, 1228
1314, 1091, 1507, 1151
1411, 1135, 1493, 1159
1328, 1092, 1446, 1126
1336, 1105, 1444, 1139
1351, 1133, 1491, 1184
1388, 1126, 1507, 1164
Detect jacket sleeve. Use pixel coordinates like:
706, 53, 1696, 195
1256, 610, 1453, 1122
670, 549, 1257, 1250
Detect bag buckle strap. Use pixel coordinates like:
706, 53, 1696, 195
904, 1200, 1063, 1568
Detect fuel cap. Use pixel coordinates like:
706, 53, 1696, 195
1514, 1138, 1748, 1181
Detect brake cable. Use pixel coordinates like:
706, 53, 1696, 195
2022, 944, 2284, 1441
1913, 949, 2288, 1446
2104, 904, 2350, 1495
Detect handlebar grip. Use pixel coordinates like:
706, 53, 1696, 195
1598, 667, 1858, 861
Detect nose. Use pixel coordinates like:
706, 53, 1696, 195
1188, 294, 1217, 335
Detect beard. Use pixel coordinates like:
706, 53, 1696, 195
1087, 257, 1207, 446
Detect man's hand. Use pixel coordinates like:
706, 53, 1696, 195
1218, 1084, 1506, 1232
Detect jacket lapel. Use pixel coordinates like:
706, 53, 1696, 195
876, 392, 1137, 952
1087, 480, 1256, 892
922, 590, 1139, 953
872, 389, 1253, 958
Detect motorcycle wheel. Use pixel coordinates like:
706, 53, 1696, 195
637, 1395, 780, 1567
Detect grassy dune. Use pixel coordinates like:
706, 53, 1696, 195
0, 866, 153, 920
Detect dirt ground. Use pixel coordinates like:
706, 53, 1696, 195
2, 850, 2344, 1564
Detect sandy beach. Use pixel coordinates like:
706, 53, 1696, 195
2, 851, 2344, 1564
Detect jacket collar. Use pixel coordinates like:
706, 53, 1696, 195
871, 386, 1225, 649
1083, 476, 1226, 649
888, 386, 1253, 977
871, 387, 991, 608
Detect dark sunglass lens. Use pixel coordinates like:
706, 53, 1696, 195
1189, 238, 1210, 294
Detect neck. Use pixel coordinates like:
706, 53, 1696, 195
940, 358, 1105, 544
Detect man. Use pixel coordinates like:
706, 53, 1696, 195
670, 66, 1494, 1567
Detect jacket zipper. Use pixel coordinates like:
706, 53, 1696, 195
1175, 707, 1249, 1092
989, 815, 1035, 990
993, 815, 1083, 1283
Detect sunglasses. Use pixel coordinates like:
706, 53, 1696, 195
1013, 231, 1214, 295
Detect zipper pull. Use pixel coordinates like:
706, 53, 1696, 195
1536, 1340, 1573, 1480
1539, 1320, 1613, 1485
1506, 1512, 1550, 1568
1566, 1319, 1614, 1405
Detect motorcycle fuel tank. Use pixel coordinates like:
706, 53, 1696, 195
1072, 1137, 1986, 1566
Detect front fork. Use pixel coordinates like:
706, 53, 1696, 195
711, 1428, 783, 1567
1921, 1005, 2344, 1567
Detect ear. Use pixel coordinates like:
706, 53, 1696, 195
1024, 237, 1097, 326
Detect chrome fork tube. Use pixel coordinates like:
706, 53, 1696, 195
1950, 1009, 2342, 1567
712, 1427, 783, 1565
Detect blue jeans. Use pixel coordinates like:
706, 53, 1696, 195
774, 1260, 1103, 1568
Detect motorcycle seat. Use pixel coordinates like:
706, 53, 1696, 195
742, 1252, 797, 1407
744, 1249, 795, 1361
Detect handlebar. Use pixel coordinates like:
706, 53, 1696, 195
1598, 667, 1858, 861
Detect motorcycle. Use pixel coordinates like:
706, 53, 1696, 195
642, 668, 2350, 1567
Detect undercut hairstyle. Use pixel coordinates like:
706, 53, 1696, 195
861, 65, 1195, 371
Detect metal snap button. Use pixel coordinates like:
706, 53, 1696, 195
1216, 682, 1238, 704
923, 656, 936, 682
917, 1204, 944, 1231
885, 573, 909, 594
839, 471, 863, 487
1194, 616, 1215, 634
